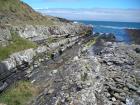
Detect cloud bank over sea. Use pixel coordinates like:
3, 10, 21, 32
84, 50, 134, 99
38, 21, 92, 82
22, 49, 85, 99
37, 8, 140, 22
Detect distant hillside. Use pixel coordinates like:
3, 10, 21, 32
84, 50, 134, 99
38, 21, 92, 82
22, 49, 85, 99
0, 0, 70, 25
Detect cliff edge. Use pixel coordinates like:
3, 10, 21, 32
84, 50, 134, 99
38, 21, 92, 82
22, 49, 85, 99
0, 0, 93, 105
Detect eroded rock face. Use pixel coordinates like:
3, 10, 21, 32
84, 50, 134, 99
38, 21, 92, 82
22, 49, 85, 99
0, 46, 47, 92
13, 23, 92, 41
0, 22, 93, 70
0, 26, 92, 94
0, 20, 93, 103
2, 49, 35, 70
0, 27, 11, 47
1, 46, 48, 71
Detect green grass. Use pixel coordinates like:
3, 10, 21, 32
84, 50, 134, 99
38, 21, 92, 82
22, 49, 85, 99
0, 0, 55, 26
0, 81, 38, 105
0, 32, 37, 61
0, 0, 19, 11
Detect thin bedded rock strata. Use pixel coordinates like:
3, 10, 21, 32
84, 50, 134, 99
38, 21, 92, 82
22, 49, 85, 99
0, 23, 93, 96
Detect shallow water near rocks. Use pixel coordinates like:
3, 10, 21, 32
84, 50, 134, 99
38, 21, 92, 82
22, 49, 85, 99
77, 20, 140, 44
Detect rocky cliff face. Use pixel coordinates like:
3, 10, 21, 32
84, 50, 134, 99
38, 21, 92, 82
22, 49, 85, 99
0, 23, 92, 71
0, 0, 93, 99
0, 19, 92, 94
0, 27, 12, 47
0, 23, 92, 46
14, 23, 92, 41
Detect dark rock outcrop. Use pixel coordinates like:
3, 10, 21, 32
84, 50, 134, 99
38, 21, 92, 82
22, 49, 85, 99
125, 29, 140, 44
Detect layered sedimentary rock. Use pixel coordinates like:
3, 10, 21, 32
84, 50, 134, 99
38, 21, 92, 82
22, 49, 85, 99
0, 22, 93, 93
14, 23, 92, 39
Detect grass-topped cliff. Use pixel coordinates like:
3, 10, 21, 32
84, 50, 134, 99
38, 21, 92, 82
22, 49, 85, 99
0, 0, 42, 60
0, 0, 63, 60
0, 31, 37, 61
0, 0, 57, 25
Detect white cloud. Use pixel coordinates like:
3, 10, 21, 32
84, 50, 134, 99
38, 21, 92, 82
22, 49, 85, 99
36, 8, 140, 22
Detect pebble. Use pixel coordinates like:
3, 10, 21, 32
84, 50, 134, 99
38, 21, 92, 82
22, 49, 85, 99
48, 89, 54, 94
34, 62, 40, 68
120, 92, 126, 97
86, 82, 91, 86
39, 59, 44, 62
135, 48, 140, 53
73, 56, 79, 61
113, 78, 124, 83
105, 92, 111, 97
113, 93, 125, 102
26, 70, 32, 74
126, 83, 138, 91
123, 87, 129, 91
52, 69, 58, 74
34, 64, 39, 68
31, 79, 36, 83
107, 62, 112, 66
136, 88, 140, 95
112, 97, 116, 101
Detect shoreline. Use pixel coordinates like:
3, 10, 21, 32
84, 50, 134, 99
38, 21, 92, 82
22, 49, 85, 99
0, 27, 140, 105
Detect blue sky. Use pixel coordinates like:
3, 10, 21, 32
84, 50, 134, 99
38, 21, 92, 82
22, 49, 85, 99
23, 0, 140, 9
22, 0, 140, 22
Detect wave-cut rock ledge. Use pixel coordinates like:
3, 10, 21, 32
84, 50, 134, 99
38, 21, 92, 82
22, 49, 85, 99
29, 39, 140, 105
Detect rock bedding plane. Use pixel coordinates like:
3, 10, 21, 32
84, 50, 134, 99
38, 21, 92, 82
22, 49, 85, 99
0, 23, 93, 93
28, 37, 140, 105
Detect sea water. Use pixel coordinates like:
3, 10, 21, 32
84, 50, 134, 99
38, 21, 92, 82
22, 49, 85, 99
76, 20, 140, 43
